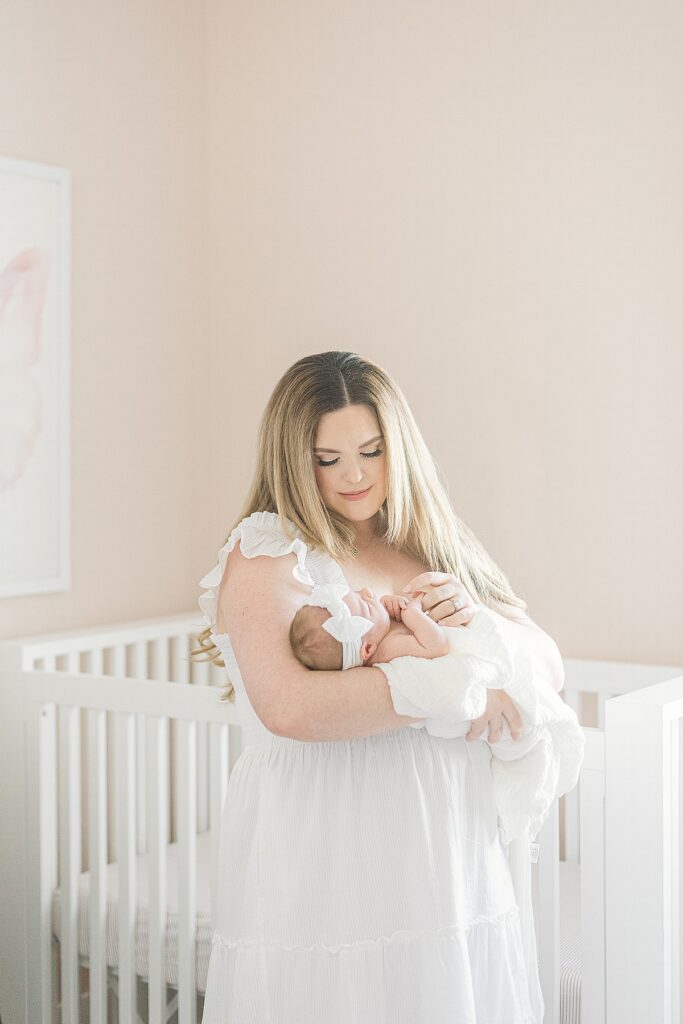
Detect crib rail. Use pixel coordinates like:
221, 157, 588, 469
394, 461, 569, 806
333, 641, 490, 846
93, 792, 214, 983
541, 669, 683, 1024
603, 675, 683, 1024
24, 669, 238, 1024
3, 615, 682, 1024
0, 613, 237, 1024
561, 656, 682, 864
19, 615, 230, 865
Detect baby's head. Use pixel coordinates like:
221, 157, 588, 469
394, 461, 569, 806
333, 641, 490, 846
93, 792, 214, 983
289, 583, 391, 671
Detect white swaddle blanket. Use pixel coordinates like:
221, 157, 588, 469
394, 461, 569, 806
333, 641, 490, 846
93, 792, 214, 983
374, 605, 585, 994
375, 604, 585, 845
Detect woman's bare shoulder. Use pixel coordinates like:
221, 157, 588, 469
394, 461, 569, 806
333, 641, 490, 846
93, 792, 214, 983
217, 541, 313, 729
490, 601, 538, 629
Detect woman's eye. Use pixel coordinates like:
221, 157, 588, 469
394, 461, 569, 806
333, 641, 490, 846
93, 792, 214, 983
315, 448, 383, 468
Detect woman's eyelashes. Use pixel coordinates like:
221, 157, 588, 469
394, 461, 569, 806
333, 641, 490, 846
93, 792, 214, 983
315, 448, 383, 468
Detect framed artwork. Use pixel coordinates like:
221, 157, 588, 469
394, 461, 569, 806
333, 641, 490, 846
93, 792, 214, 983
0, 156, 71, 597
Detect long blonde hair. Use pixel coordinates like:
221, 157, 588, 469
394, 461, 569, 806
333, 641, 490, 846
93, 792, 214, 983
189, 350, 528, 700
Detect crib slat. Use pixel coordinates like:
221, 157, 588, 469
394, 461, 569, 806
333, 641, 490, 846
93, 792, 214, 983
208, 723, 229, 927
91, 647, 104, 675
146, 715, 169, 1024
185, 634, 211, 835
170, 635, 190, 847
191, 655, 210, 688
44, 705, 59, 1024
536, 799, 560, 1024
176, 630, 210, 839
58, 704, 81, 1024
25, 702, 58, 1024
116, 711, 137, 1024
562, 690, 582, 862
112, 645, 126, 676
108, 643, 126, 868
131, 641, 147, 856
66, 650, 79, 674
152, 636, 170, 682
580, 731, 606, 1024
87, 708, 108, 1024
596, 690, 609, 731
193, 656, 211, 834
177, 719, 197, 1024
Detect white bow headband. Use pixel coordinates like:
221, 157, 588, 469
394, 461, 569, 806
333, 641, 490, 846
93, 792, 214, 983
301, 582, 374, 670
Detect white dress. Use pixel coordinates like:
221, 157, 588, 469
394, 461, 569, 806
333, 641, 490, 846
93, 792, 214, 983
198, 510, 545, 1023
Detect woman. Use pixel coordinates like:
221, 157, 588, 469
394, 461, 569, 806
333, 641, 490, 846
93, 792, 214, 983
194, 351, 560, 1022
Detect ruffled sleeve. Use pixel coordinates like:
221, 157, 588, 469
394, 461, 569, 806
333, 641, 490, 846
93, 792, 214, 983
198, 510, 315, 635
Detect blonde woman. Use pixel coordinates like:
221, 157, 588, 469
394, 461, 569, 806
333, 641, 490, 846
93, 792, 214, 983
194, 351, 562, 1023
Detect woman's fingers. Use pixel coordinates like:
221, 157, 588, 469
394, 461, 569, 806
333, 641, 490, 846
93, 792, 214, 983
487, 713, 506, 743
429, 604, 474, 626
503, 697, 524, 740
466, 714, 487, 740
401, 575, 476, 622
402, 572, 452, 592
467, 694, 524, 743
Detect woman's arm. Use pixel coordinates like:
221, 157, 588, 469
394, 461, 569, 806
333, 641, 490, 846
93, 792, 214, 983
485, 607, 565, 693
220, 543, 427, 742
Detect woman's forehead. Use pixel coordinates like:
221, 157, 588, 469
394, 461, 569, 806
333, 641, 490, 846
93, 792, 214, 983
314, 406, 381, 450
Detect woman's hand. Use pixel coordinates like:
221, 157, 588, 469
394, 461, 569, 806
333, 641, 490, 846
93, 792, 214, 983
401, 571, 477, 628
466, 688, 523, 743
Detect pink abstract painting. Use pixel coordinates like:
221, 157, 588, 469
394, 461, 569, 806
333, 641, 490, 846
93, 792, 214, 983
0, 248, 50, 491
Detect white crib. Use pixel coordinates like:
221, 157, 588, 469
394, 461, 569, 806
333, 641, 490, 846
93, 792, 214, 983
1, 614, 681, 1024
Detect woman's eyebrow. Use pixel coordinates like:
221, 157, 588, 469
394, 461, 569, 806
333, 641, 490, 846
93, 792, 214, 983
313, 434, 383, 453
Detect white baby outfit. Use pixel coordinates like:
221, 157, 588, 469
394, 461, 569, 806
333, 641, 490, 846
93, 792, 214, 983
198, 509, 553, 1023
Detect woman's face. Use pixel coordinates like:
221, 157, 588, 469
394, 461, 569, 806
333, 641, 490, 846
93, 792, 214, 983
312, 405, 387, 524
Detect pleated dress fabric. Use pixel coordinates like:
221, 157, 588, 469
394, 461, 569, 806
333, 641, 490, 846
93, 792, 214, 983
198, 511, 545, 1023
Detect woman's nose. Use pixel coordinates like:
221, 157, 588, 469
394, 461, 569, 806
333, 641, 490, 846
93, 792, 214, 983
342, 460, 366, 482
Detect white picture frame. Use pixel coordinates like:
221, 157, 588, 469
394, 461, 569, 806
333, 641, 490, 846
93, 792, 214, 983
0, 156, 71, 597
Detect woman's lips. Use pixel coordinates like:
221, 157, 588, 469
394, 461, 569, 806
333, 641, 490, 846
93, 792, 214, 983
339, 486, 371, 501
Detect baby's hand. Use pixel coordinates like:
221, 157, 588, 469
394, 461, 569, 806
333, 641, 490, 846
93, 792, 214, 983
399, 593, 429, 621
380, 594, 411, 621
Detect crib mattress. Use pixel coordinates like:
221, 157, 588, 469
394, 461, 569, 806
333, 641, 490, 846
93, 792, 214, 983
51, 835, 583, 1017
51, 830, 214, 994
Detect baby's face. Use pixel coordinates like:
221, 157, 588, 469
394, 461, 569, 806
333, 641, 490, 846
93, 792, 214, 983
342, 587, 391, 658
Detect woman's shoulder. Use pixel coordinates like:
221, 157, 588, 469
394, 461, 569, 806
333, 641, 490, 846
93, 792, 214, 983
488, 598, 535, 627
198, 509, 315, 633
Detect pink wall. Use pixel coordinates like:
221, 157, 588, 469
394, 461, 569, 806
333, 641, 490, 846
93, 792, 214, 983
2, 1, 681, 667
1, 1, 210, 636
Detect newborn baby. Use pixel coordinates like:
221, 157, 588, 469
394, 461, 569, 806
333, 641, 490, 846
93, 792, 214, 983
290, 580, 585, 849
289, 580, 518, 742
289, 581, 453, 672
